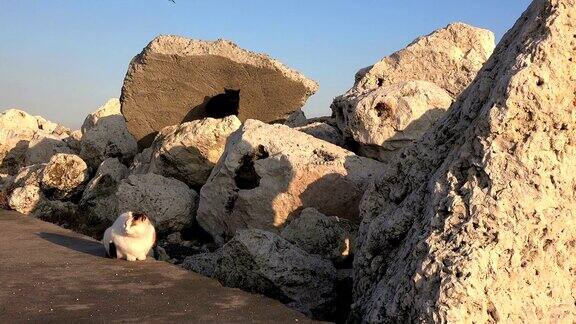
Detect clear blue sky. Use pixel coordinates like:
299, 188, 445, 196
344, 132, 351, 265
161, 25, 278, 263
0, 0, 531, 128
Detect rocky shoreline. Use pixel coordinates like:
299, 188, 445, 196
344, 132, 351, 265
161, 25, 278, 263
1, 0, 575, 322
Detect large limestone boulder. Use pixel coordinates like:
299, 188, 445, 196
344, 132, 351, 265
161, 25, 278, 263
332, 23, 495, 161
145, 116, 241, 189
80, 98, 138, 168
197, 119, 384, 244
78, 158, 128, 234
40, 153, 89, 200
120, 36, 319, 148
280, 207, 356, 261
0, 109, 73, 175
352, 1, 576, 322
215, 229, 337, 318
116, 173, 198, 233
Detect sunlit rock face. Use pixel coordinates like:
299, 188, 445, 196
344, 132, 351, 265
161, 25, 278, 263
331, 22, 495, 161
352, 1, 576, 322
120, 36, 318, 148
0, 109, 73, 175
79, 98, 138, 169
133, 116, 241, 190
196, 119, 384, 245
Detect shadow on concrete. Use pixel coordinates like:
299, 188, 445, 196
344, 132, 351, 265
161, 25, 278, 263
37, 232, 106, 258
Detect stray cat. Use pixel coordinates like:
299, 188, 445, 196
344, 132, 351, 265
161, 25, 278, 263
102, 212, 156, 261
205, 88, 240, 118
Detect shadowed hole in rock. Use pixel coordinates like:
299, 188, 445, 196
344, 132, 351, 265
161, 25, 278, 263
374, 102, 393, 119
234, 145, 269, 190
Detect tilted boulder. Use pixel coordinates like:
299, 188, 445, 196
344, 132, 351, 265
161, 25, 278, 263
80, 98, 138, 169
182, 251, 221, 278
120, 36, 319, 148
40, 153, 89, 200
215, 229, 337, 319
352, 1, 576, 322
197, 119, 384, 244
116, 173, 198, 233
144, 116, 241, 189
78, 158, 128, 234
331, 23, 495, 160
280, 207, 356, 261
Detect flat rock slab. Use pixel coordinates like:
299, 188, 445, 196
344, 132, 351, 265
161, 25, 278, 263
0, 210, 316, 323
121, 36, 319, 148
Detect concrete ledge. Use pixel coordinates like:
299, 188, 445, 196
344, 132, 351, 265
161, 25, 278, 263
0, 210, 317, 323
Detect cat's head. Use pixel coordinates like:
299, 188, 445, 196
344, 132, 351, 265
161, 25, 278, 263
127, 212, 154, 236
224, 88, 240, 96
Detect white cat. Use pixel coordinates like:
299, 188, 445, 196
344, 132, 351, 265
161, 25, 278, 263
102, 212, 156, 261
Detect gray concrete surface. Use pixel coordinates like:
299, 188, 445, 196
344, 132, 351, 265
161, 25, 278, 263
0, 210, 318, 323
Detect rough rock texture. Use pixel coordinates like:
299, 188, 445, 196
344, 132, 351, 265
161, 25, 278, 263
352, 1, 576, 322
295, 122, 345, 147
40, 154, 89, 200
80, 98, 138, 168
116, 173, 198, 233
284, 109, 307, 127
120, 36, 319, 148
280, 207, 355, 261
0, 109, 73, 175
8, 185, 44, 214
182, 251, 221, 278
78, 158, 128, 234
331, 23, 495, 161
144, 116, 241, 189
339, 81, 454, 161
215, 229, 337, 318
197, 119, 384, 244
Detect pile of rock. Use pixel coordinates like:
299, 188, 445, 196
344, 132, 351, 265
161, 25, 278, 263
331, 22, 495, 162
4, 2, 573, 321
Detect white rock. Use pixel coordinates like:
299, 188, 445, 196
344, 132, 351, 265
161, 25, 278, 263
215, 229, 337, 318
280, 207, 356, 261
8, 185, 44, 214
40, 153, 89, 200
197, 119, 383, 244
80, 98, 138, 168
117, 173, 198, 233
147, 116, 241, 188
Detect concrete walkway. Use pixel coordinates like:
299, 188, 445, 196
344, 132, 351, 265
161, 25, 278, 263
0, 210, 317, 323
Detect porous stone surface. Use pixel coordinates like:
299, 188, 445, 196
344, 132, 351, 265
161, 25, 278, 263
197, 119, 384, 244
120, 36, 319, 148
295, 122, 345, 147
116, 173, 198, 233
40, 154, 89, 200
0, 109, 73, 175
331, 23, 495, 160
338, 81, 453, 161
145, 116, 241, 189
352, 1, 576, 322
8, 185, 44, 214
80, 98, 138, 168
280, 207, 355, 261
215, 229, 337, 319
78, 158, 128, 233
182, 251, 221, 278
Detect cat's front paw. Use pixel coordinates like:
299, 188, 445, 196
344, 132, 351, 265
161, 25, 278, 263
126, 255, 137, 261
137, 255, 147, 261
